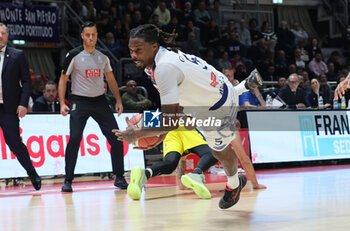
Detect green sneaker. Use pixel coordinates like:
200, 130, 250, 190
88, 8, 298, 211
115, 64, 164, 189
181, 173, 211, 199
127, 167, 147, 200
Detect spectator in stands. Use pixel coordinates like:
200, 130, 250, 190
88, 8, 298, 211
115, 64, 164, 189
251, 38, 268, 64
181, 32, 201, 57
223, 19, 236, 34
182, 1, 194, 23
221, 31, 245, 58
298, 73, 311, 92
104, 80, 116, 110
184, 19, 201, 41
308, 52, 328, 77
121, 12, 132, 34
290, 22, 308, 45
235, 64, 248, 81
305, 78, 331, 108
239, 88, 266, 108
249, 18, 262, 45
83, 0, 97, 22
296, 40, 309, 62
71, 0, 89, 19
223, 68, 239, 86
262, 64, 278, 81
278, 73, 306, 108
204, 48, 219, 69
217, 51, 232, 70
33, 81, 60, 112
327, 51, 342, 73
288, 64, 297, 75
139, 0, 156, 20
124, 1, 135, 15
121, 80, 152, 112
209, 0, 220, 24
276, 20, 295, 56
301, 70, 311, 89
111, 18, 129, 46
306, 37, 322, 61
31, 75, 45, 103
152, 1, 171, 26
343, 24, 350, 56
231, 52, 246, 72
132, 10, 146, 28
104, 32, 124, 58
194, 1, 211, 43
206, 19, 220, 47
326, 62, 338, 81
294, 48, 306, 69
237, 18, 251, 48
318, 73, 333, 105
150, 14, 161, 27
261, 21, 277, 52
341, 66, 350, 76
270, 77, 287, 96
95, 0, 115, 36
161, 16, 185, 45
275, 50, 289, 77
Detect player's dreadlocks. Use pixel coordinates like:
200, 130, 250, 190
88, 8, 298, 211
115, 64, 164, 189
130, 24, 178, 50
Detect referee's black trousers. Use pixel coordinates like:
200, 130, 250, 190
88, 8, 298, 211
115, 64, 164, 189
64, 95, 124, 181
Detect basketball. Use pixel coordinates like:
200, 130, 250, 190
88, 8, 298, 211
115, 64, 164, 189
129, 113, 162, 148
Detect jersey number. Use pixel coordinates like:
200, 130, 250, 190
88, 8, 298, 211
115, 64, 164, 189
210, 72, 219, 87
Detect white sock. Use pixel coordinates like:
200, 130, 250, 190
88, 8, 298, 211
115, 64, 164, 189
227, 173, 239, 190
146, 168, 153, 178
235, 80, 249, 95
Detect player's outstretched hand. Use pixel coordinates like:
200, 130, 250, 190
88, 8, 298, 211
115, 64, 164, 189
334, 77, 350, 100
112, 117, 138, 144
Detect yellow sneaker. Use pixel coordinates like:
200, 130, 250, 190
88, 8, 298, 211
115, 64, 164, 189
127, 167, 147, 200
181, 173, 211, 199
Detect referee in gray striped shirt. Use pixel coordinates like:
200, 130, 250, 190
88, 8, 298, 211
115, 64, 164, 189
58, 21, 128, 192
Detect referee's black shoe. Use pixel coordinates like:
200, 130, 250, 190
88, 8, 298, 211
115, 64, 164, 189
244, 68, 263, 90
219, 174, 247, 209
29, 171, 41, 190
114, 176, 128, 189
61, 179, 73, 192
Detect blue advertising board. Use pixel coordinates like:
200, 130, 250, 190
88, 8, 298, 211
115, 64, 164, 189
0, 2, 59, 42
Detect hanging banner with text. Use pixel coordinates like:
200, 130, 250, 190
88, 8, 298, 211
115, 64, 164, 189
0, 3, 59, 42
0, 113, 145, 178
247, 110, 350, 164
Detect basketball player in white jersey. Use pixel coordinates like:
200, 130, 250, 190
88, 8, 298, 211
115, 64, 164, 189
113, 24, 263, 209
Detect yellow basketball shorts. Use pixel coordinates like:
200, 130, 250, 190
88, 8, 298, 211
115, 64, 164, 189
163, 127, 208, 157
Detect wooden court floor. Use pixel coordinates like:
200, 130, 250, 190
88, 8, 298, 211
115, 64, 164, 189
1, 165, 350, 231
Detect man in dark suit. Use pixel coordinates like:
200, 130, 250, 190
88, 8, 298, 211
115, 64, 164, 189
0, 22, 41, 190
33, 81, 60, 112
278, 73, 306, 109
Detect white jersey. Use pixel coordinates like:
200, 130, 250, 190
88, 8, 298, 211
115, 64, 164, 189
145, 47, 244, 151
145, 47, 233, 110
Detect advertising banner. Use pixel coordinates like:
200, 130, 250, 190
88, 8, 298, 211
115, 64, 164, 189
0, 113, 144, 178
247, 110, 350, 163
0, 3, 59, 42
